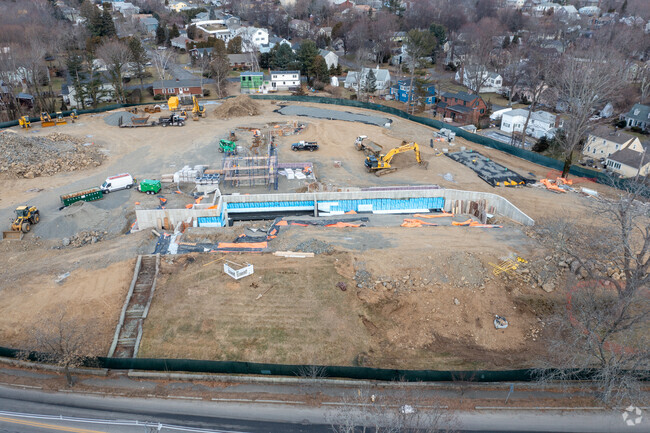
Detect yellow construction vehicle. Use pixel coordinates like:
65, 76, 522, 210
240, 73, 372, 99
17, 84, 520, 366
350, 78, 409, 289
191, 96, 206, 120
70, 109, 78, 122
55, 112, 67, 125
168, 96, 180, 111
18, 116, 31, 129
3, 205, 40, 239
364, 142, 425, 176
40, 112, 55, 127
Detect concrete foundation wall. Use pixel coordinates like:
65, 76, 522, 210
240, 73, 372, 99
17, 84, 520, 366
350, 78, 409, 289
136, 188, 534, 228
223, 189, 534, 226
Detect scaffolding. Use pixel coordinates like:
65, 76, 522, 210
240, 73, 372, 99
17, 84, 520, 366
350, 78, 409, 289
221, 133, 279, 189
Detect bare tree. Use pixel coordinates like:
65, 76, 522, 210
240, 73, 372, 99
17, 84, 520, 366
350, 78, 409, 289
97, 40, 132, 104
210, 52, 230, 99
151, 49, 175, 82
23, 307, 102, 387
500, 45, 525, 108
550, 49, 627, 177
328, 384, 455, 432
534, 179, 650, 404
459, 17, 502, 95
639, 64, 650, 104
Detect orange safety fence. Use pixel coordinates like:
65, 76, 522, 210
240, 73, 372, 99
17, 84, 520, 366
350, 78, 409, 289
290, 222, 310, 227
275, 220, 289, 226
159, 197, 167, 203
135, 202, 141, 205
413, 212, 454, 218
540, 178, 567, 193
217, 241, 268, 249
325, 222, 362, 228
452, 219, 474, 226
195, 196, 204, 204
185, 204, 193, 209
401, 219, 438, 228
207, 205, 219, 209
345, 210, 357, 214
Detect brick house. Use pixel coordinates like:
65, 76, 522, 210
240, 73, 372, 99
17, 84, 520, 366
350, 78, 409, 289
153, 79, 203, 96
433, 91, 488, 125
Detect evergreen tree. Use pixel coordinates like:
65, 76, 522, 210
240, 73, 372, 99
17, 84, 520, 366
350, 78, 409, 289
512, 34, 520, 44
364, 68, 377, 95
213, 39, 227, 56
297, 40, 319, 83
311, 55, 329, 83
187, 24, 197, 40
227, 36, 242, 54
429, 23, 447, 46
156, 25, 166, 45
66, 54, 87, 110
170, 24, 180, 39
209, 7, 216, 20
329, 64, 337, 77
502, 36, 511, 49
271, 43, 295, 70
101, 9, 116, 37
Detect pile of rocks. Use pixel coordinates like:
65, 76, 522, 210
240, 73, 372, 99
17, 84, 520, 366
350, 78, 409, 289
62, 230, 105, 248
0, 131, 104, 178
294, 239, 334, 254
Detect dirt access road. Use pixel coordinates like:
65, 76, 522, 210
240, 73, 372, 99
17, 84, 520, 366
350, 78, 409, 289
0, 99, 613, 366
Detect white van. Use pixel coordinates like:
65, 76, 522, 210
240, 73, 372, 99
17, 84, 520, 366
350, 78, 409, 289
101, 173, 135, 193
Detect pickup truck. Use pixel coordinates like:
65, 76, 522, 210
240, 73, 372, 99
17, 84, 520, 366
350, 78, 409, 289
291, 141, 318, 151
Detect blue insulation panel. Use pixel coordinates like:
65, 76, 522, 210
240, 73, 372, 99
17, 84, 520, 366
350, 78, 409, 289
225, 197, 444, 213
197, 216, 223, 227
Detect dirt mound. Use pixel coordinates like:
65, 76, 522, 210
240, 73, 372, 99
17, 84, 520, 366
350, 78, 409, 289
37, 201, 128, 240
214, 95, 261, 119
0, 131, 104, 179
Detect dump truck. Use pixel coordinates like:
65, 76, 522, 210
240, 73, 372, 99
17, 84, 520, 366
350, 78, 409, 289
118, 115, 155, 128
354, 135, 383, 156
3, 205, 40, 239
60, 187, 103, 207
219, 139, 238, 155
157, 114, 185, 127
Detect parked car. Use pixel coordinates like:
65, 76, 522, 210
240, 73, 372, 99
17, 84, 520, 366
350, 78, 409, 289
291, 141, 318, 151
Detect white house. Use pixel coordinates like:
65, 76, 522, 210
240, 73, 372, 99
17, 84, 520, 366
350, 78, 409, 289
579, 6, 601, 16
505, 0, 525, 9
318, 49, 339, 69
194, 20, 232, 41
344, 67, 392, 93
455, 65, 502, 93
234, 27, 269, 51
583, 125, 640, 159
62, 83, 115, 108
534, 2, 560, 15
270, 70, 300, 91
500, 108, 559, 139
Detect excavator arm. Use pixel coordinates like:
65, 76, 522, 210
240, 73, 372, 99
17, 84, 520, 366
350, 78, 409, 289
382, 142, 421, 165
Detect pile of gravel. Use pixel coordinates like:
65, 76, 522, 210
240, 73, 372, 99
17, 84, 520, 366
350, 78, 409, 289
294, 239, 334, 254
0, 131, 104, 178
104, 111, 138, 126
37, 201, 128, 240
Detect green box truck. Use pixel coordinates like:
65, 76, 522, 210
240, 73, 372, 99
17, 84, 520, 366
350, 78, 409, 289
60, 187, 103, 207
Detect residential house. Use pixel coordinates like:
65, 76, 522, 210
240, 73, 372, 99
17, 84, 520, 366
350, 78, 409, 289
228, 53, 256, 70
171, 36, 192, 50
579, 6, 601, 16
168, 1, 190, 12
583, 125, 640, 159
606, 141, 650, 178
191, 11, 210, 22
112, 2, 140, 17
533, 2, 560, 15
331, 38, 345, 52
270, 70, 301, 91
289, 19, 311, 37
62, 82, 114, 108
624, 103, 650, 131
153, 79, 203, 96
189, 47, 213, 59
260, 37, 291, 54
556, 5, 579, 21
500, 108, 560, 139
139, 17, 159, 34
344, 67, 391, 94
389, 78, 435, 105
505, 0, 526, 9
195, 20, 231, 41
234, 27, 269, 51
240, 72, 266, 93
318, 27, 332, 38
455, 65, 503, 93
332, 0, 355, 11
391, 31, 408, 44
433, 91, 488, 125
318, 49, 339, 69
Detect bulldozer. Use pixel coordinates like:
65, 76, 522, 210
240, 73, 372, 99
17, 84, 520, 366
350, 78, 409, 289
3, 205, 40, 240
364, 142, 426, 176
191, 96, 206, 120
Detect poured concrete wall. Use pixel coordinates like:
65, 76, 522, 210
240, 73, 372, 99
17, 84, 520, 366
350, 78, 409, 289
136, 188, 534, 228
223, 189, 534, 225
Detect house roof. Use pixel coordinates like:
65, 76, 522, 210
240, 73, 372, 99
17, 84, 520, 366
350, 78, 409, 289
241, 71, 263, 76
608, 146, 650, 168
589, 125, 636, 145
441, 91, 478, 103
319, 49, 335, 57
503, 108, 555, 124
141, 17, 158, 25
625, 103, 650, 123
270, 70, 300, 75
153, 79, 202, 88
16, 92, 33, 100
228, 53, 254, 63
361, 67, 390, 82
448, 105, 473, 114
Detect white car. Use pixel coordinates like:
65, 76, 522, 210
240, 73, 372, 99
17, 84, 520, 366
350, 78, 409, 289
101, 173, 135, 193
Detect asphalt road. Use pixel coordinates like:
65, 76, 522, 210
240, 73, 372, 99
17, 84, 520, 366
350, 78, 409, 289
0, 386, 640, 433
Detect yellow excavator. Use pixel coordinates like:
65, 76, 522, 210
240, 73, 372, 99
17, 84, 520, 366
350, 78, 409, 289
192, 96, 205, 120
364, 142, 425, 176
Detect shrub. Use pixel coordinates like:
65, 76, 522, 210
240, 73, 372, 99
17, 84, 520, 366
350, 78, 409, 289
153, 94, 164, 101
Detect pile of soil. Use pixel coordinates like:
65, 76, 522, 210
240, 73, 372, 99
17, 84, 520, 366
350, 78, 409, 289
0, 131, 104, 178
214, 95, 261, 118
104, 111, 137, 126
37, 201, 128, 240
